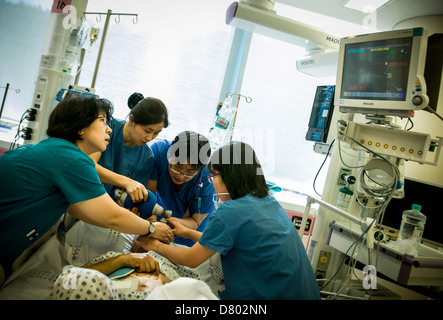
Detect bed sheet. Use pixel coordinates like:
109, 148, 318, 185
0, 220, 224, 300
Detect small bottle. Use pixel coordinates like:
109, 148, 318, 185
111, 187, 172, 221
398, 204, 426, 256
336, 186, 353, 210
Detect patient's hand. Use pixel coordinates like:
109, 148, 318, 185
123, 252, 159, 274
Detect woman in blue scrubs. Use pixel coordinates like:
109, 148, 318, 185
90, 93, 169, 203
146, 131, 215, 247
135, 141, 321, 300
0, 96, 173, 279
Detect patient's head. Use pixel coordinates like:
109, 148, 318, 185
128, 272, 170, 292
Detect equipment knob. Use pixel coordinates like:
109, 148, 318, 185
412, 95, 423, 106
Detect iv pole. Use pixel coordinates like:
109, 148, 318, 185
83, 10, 138, 89
0, 83, 20, 120
226, 92, 252, 142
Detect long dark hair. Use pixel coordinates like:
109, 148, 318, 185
47, 95, 113, 143
208, 141, 269, 199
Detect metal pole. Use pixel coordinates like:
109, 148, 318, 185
0, 83, 10, 120
91, 9, 111, 88
74, 48, 86, 85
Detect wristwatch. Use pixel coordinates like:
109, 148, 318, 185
145, 222, 155, 236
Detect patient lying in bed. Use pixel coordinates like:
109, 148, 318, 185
51, 251, 207, 300
83, 252, 170, 298
51, 263, 215, 300
0, 220, 224, 300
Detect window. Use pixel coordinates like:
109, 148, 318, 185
232, 33, 335, 195
78, 0, 234, 139
0, 0, 51, 125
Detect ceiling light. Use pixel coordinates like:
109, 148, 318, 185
344, 0, 390, 13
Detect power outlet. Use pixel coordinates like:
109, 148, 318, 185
315, 250, 331, 280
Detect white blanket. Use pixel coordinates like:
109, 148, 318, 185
0, 220, 224, 300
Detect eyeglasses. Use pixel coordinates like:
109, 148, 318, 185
207, 173, 219, 183
169, 164, 197, 179
97, 115, 109, 125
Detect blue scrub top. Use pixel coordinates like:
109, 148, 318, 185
199, 194, 321, 300
150, 139, 215, 246
98, 117, 155, 193
0, 138, 106, 270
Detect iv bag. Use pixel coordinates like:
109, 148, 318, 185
208, 95, 236, 149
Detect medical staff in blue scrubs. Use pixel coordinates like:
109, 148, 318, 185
134, 141, 321, 300
146, 131, 215, 247
90, 94, 169, 203
0, 96, 172, 278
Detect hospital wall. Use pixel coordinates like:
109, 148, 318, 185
396, 15, 443, 187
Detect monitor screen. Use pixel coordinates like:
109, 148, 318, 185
340, 37, 412, 102
335, 28, 429, 115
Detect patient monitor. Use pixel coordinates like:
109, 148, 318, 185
335, 27, 430, 117
307, 27, 443, 293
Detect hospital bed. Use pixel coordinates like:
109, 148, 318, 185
0, 217, 224, 300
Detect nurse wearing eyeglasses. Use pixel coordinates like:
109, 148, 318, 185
146, 131, 215, 246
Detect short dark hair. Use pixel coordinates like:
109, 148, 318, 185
130, 97, 169, 128
46, 95, 113, 143
168, 131, 211, 171
208, 141, 269, 199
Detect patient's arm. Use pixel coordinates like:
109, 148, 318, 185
84, 253, 159, 275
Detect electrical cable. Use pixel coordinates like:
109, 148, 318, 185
312, 139, 335, 197
9, 110, 28, 150
425, 105, 443, 122
405, 117, 414, 131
